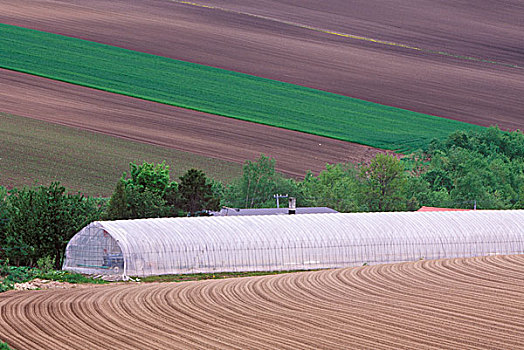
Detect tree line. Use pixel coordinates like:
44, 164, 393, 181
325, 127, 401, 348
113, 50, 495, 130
1, 127, 522, 268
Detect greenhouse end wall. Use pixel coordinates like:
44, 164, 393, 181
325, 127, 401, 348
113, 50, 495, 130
62, 210, 524, 278
64, 224, 124, 276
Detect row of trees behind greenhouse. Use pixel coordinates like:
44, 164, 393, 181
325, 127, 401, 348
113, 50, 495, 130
1, 127, 523, 268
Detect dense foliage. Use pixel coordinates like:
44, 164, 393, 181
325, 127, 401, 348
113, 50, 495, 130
0, 24, 482, 152
0, 128, 522, 276
1, 183, 105, 269
177, 169, 220, 216
222, 155, 303, 208
105, 161, 177, 219
0, 342, 12, 350
105, 162, 220, 219
415, 127, 524, 209
221, 128, 524, 211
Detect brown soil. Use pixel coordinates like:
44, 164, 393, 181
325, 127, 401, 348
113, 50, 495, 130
0, 69, 383, 177
2, 255, 524, 349
1, 0, 522, 130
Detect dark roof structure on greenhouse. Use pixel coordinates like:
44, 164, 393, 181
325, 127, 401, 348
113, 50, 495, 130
63, 210, 524, 279
210, 207, 338, 216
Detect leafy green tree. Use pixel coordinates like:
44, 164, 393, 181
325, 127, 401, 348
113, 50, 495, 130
177, 169, 220, 215
223, 155, 303, 208
105, 161, 179, 220
240, 155, 277, 208
125, 188, 171, 219
301, 163, 360, 212
5, 182, 104, 269
123, 161, 174, 195
421, 128, 524, 209
358, 153, 408, 211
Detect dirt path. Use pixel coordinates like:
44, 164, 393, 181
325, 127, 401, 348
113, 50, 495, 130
0, 69, 383, 177
2, 255, 524, 349
1, 0, 522, 129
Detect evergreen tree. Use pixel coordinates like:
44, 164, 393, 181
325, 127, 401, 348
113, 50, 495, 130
105, 179, 129, 220
177, 169, 220, 216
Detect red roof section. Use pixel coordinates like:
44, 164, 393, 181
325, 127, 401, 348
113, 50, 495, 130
417, 206, 472, 212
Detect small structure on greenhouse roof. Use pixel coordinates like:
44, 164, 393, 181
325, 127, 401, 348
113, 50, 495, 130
211, 196, 338, 216
210, 206, 338, 216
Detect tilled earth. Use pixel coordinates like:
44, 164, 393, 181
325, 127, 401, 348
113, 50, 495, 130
1, 0, 522, 129
0, 0, 522, 177
0, 69, 384, 177
2, 255, 524, 349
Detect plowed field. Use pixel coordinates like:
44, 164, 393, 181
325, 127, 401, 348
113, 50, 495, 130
2, 255, 524, 349
0, 69, 383, 178
1, 0, 522, 129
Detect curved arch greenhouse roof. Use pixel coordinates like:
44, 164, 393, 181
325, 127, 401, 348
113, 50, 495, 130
63, 210, 524, 278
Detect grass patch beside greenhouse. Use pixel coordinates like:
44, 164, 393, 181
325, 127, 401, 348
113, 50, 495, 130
0, 264, 108, 293
0, 24, 483, 153
0, 113, 241, 197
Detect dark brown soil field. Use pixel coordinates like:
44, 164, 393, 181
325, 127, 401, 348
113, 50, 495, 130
1, 69, 383, 178
2, 255, 524, 349
1, 0, 522, 130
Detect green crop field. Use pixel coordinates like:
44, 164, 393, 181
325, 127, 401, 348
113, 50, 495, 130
0, 113, 241, 196
0, 24, 483, 152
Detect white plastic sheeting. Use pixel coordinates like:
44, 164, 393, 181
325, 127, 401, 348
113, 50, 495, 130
63, 210, 524, 278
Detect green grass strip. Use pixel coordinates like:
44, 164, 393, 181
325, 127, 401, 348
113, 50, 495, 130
0, 23, 483, 152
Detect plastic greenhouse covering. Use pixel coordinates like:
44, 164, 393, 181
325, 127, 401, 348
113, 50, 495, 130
63, 210, 524, 278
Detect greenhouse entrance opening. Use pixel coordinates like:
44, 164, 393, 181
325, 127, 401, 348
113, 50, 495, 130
65, 225, 124, 276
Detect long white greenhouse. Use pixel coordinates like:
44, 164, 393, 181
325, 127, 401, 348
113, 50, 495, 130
63, 210, 524, 279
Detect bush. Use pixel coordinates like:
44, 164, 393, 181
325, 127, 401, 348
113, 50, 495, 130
105, 161, 179, 220
4, 182, 104, 269
0, 341, 13, 350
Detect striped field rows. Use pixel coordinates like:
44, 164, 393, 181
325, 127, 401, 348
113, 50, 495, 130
2, 255, 524, 349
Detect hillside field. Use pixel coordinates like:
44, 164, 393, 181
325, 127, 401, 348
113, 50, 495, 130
1, 0, 521, 130
0, 24, 483, 153
2, 255, 524, 349
0, 113, 241, 196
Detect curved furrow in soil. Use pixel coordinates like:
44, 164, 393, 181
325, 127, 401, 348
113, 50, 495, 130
360, 260, 524, 331
319, 266, 500, 349
319, 262, 523, 348
244, 272, 400, 349
453, 255, 524, 284
186, 276, 345, 349
160, 279, 294, 349
372, 259, 524, 337
2, 256, 524, 349
235, 270, 453, 349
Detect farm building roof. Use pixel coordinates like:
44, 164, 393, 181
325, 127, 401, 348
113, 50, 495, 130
210, 207, 338, 216
418, 206, 472, 212
63, 210, 524, 279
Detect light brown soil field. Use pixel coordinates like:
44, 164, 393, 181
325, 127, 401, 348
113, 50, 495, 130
2, 255, 524, 349
0, 69, 383, 178
0, 113, 242, 196
0, 0, 522, 129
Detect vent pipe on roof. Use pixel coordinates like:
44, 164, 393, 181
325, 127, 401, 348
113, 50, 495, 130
288, 197, 296, 215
